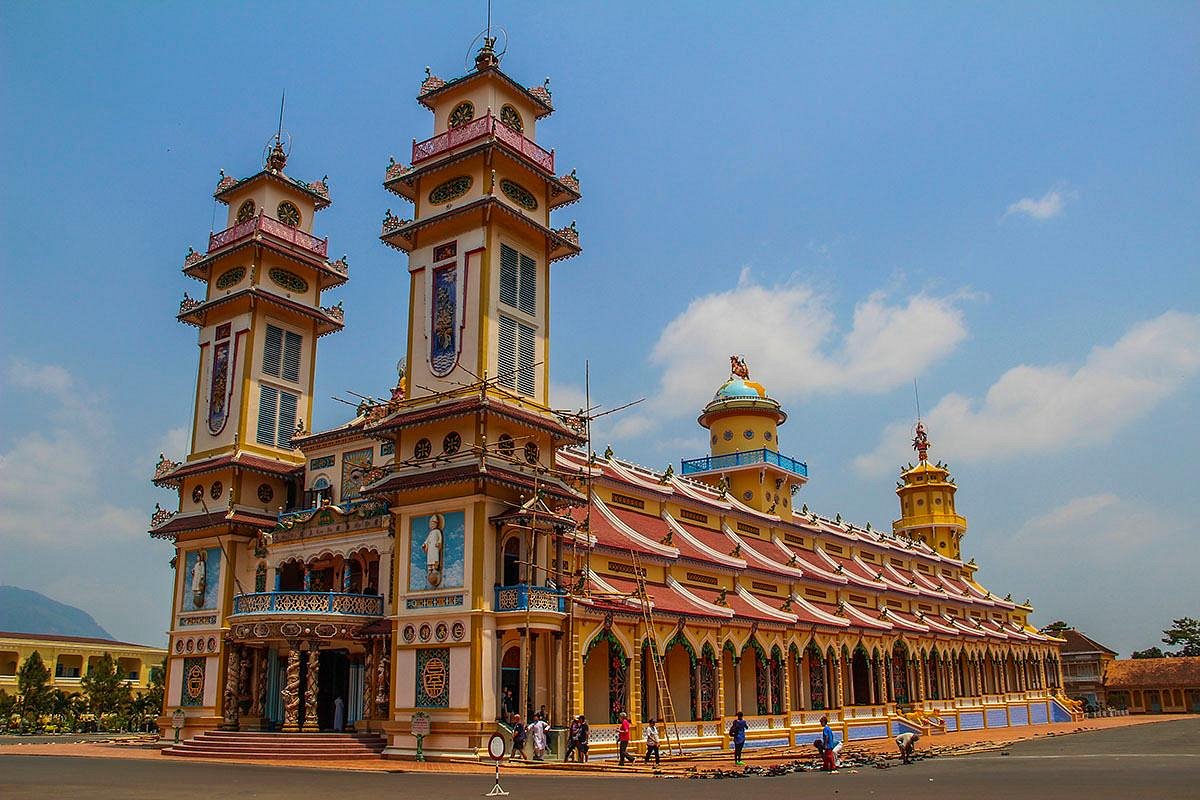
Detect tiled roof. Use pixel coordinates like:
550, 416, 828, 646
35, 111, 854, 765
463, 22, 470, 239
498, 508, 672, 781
1060, 628, 1119, 656
1105, 656, 1200, 688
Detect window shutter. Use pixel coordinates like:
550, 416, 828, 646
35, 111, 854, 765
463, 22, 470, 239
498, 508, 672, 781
516, 321, 536, 395
277, 390, 298, 449
257, 384, 279, 446
499, 244, 519, 308
498, 315, 518, 388
282, 331, 302, 382
263, 325, 283, 377
518, 253, 536, 316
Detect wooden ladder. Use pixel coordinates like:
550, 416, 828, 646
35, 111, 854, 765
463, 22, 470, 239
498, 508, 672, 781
630, 549, 683, 757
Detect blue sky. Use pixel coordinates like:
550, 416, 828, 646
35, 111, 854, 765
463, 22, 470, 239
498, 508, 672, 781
1, 2, 1196, 653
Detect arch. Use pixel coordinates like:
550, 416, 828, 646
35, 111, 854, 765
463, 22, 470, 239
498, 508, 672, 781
699, 642, 718, 720
769, 645, 785, 714
850, 645, 872, 706
806, 641, 827, 711
891, 640, 911, 704
501, 535, 521, 586
582, 628, 628, 724
663, 632, 698, 721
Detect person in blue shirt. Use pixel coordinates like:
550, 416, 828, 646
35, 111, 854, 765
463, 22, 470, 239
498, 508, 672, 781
728, 710, 749, 765
820, 715, 843, 768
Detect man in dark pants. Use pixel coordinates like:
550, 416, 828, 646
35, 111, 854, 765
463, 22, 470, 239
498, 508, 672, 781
729, 710, 749, 765
617, 711, 634, 765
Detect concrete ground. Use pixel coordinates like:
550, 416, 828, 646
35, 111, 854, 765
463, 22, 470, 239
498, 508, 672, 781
2, 716, 1197, 799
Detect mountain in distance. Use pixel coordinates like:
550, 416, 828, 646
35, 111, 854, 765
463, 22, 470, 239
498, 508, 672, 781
0, 585, 114, 639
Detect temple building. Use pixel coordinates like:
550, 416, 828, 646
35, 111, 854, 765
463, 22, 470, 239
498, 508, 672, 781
150, 37, 1078, 759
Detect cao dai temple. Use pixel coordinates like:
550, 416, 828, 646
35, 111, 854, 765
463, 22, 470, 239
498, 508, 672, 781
148, 37, 1082, 759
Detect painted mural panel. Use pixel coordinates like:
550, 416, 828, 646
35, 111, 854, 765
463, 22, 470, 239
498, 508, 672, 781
430, 264, 458, 376
181, 656, 206, 706
207, 340, 232, 434
182, 547, 221, 611
409, 511, 465, 591
415, 647, 450, 708
341, 447, 374, 499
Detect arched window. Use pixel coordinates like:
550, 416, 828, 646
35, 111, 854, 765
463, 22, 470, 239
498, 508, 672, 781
237, 199, 256, 222
306, 476, 332, 507
277, 201, 301, 227
501, 536, 521, 586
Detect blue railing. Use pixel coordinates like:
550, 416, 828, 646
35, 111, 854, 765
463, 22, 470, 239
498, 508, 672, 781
494, 584, 567, 613
276, 497, 389, 524
680, 448, 808, 477
231, 591, 384, 617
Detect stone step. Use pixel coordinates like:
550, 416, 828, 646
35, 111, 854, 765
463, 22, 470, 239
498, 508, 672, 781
165, 730, 386, 760
164, 747, 384, 760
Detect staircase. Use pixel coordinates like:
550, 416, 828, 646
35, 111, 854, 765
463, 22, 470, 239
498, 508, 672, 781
163, 730, 386, 760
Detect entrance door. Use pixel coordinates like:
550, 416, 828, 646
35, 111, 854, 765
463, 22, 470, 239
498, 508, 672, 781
499, 646, 520, 721
317, 650, 351, 731
1148, 690, 1162, 713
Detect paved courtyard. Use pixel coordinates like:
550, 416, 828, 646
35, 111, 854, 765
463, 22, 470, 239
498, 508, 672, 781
2, 717, 1197, 799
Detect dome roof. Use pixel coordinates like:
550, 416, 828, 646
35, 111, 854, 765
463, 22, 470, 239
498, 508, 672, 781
713, 378, 768, 400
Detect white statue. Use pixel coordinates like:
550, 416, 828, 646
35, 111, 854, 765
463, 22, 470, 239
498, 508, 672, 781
423, 514, 444, 588
190, 553, 207, 608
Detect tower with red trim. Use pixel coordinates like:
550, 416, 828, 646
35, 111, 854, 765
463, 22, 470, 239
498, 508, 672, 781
894, 421, 968, 559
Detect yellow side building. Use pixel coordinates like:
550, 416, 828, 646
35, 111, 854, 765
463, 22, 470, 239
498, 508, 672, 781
0, 631, 166, 695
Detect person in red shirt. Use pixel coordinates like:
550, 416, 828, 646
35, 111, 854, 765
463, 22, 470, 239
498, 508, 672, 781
617, 711, 634, 765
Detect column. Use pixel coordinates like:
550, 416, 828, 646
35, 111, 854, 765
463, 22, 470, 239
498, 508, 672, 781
950, 656, 959, 699
629, 635, 643, 723
915, 656, 927, 702
885, 655, 895, 704
304, 646, 319, 731
552, 632, 564, 725
782, 654, 793, 717
715, 650, 727, 721
251, 648, 267, 718
833, 657, 844, 710
221, 643, 241, 730
282, 646, 301, 732
731, 656, 742, 714
847, 657, 857, 707
517, 629, 528, 719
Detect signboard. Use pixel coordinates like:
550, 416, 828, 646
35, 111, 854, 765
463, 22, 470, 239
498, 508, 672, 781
487, 732, 506, 760
411, 711, 432, 737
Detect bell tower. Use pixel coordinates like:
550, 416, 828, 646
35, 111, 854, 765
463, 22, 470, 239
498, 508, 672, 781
681, 357, 808, 518
893, 421, 968, 559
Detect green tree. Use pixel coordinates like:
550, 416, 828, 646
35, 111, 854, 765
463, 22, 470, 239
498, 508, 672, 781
17, 651, 51, 715
80, 653, 131, 721
1162, 617, 1200, 657
1040, 620, 1071, 635
1131, 646, 1165, 659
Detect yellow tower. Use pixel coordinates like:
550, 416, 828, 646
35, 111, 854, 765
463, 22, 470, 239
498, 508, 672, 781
682, 356, 808, 518
893, 421, 967, 558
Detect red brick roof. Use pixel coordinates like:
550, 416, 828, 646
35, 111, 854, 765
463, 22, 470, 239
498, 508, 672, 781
1105, 656, 1200, 689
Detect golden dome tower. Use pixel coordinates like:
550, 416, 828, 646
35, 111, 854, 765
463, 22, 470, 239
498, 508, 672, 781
681, 356, 808, 518
893, 421, 967, 558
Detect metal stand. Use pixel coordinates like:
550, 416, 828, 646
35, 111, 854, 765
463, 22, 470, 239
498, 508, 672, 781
415, 733, 426, 762
484, 759, 509, 796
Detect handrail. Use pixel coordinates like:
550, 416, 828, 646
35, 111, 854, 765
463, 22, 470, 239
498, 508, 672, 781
207, 212, 329, 259
411, 114, 554, 173
680, 448, 808, 477
494, 583, 567, 613
231, 590, 384, 616
276, 497, 389, 523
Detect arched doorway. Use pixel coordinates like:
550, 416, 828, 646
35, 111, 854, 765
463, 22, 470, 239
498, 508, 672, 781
788, 644, 802, 711
501, 536, 521, 586
850, 645, 871, 705
769, 646, 785, 714
892, 643, 911, 704
806, 643, 825, 710
699, 644, 718, 720
499, 646, 520, 721
583, 631, 627, 724
663, 637, 697, 721
722, 643, 738, 715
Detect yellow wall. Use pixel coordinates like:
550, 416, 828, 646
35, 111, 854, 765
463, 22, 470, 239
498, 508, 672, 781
0, 634, 165, 695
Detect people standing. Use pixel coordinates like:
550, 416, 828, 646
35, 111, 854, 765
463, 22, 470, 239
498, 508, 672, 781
576, 715, 590, 763
501, 688, 514, 722
510, 714, 528, 760
617, 711, 634, 765
565, 715, 581, 762
820, 716, 843, 769
728, 710, 749, 765
529, 712, 550, 761
332, 696, 345, 732
644, 717, 661, 766
895, 730, 921, 764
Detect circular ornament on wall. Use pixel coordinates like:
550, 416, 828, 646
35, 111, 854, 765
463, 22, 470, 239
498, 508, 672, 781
443, 431, 462, 455
207, 637, 217, 651
499, 178, 538, 210
428, 175, 472, 204
257, 483, 274, 503
192, 485, 204, 503
742, 490, 753, 501
764, 431, 773, 441
435, 622, 448, 642
215, 266, 246, 290
448, 101, 475, 128
723, 430, 733, 441
451, 621, 465, 641
403, 624, 416, 644
414, 438, 432, 459
500, 104, 524, 133
210, 481, 223, 500
498, 433, 515, 457
186, 639, 194, 653
237, 199, 256, 222
269, 268, 309, 294
743, 429, 754, 440
276, 201, 301, 227
418, 623, 432, 642
524, 442, 540, 465
175, 640, 184, 653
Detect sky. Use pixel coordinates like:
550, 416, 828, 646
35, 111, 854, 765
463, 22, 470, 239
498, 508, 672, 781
1, 2, 1197, 655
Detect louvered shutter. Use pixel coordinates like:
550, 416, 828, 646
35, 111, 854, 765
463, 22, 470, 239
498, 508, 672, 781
498, 315, 518, 389
518, 253, 536, 316
263, 325, 283, 377
277, 390, 298, 449
257, 384, 279, 446
282, 331, 302, 382
499, 244, 519, 308
516, 321, 536, 395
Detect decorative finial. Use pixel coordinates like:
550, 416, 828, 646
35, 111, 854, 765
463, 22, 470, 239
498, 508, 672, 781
425, 66, 431, 78
730, 354, 749, 380
912, 420, 930, 463
603, 444, 613, 460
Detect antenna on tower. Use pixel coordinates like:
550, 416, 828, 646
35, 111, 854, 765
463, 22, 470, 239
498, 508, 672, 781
276, 90, 286, 145
486, 0, 492, 40
913, 378, 922, 422
264, 91, 291, 171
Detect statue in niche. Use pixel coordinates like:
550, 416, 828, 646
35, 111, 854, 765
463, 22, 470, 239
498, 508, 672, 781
190, 553, 207, 608
423, 514, 445, 588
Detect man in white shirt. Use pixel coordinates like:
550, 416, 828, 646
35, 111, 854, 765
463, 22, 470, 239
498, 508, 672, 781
896, 730, 921, 764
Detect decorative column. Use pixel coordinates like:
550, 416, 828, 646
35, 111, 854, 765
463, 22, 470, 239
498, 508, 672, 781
880, 655, 891, 704
282, 646, 301, 732
731, 656, 741, 714
304, 646, 320, 731
715, 650, 727, 721
374, 641, 390, 718
221, 643, 242, 730
868, 655, 878, 705
915, 656, 927, 702
362, 642, 376, 724
629, 635, 643, 723
251, 648, 267, 718
782, 652, 793, 717
833, 657, 844, 710
950, 656, 959, 699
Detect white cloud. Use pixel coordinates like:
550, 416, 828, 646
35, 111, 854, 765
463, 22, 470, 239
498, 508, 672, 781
1004, 186, 1076, 221
606, 271, 968, 446
854, 311, 1200, 475
156, 426, 189, 462
0, 360, 144, 545
549, 382, 588, 415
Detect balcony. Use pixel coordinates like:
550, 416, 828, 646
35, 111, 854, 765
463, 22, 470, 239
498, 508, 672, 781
231, 591, 384, 618
412, 114, 554, 173
494, 584, 567, 613
207, 212, 328, 260
276, 497, 390, 525
680, 448, 808, 478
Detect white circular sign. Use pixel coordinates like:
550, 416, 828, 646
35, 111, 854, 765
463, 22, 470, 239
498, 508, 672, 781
487, 732, 506, 760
